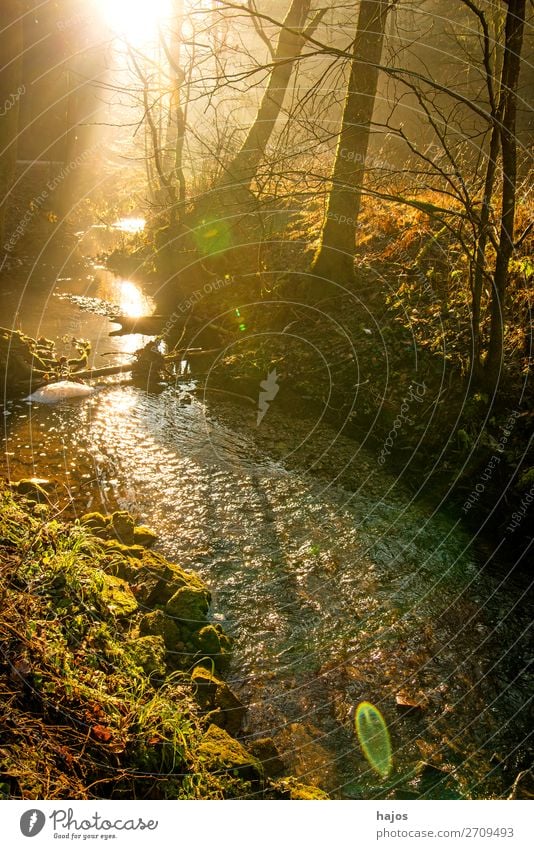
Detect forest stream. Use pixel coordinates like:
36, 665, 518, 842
1, 229, 532, 800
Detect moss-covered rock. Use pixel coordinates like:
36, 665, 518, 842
191, 666, 245, 734
248, 738, 285, 778
81, 511, 155, 549
96, 573, 138, 617
195, 624, 221, 655
80, 511, 111, 537
195, 724, 262, 783
121, 550, 207, 607
110, 511, 135, 545
166, 586, 210, 622
100, 540, 146, 558
139, 609, 167, 638
133, 525, 158, 547
9, 478, 51, 499
138, 609, 186, 668
272, 777, 329, 799
128, 635, 166, 678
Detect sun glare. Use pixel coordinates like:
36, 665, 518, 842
117, 281, 149, 318
97, 0, 172, 45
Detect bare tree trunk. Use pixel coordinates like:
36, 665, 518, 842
312, 0, 390, 284
484, 0, 526, 389
163, 0, 187, 215
221, 0, 313, 192
0, 0, 23, 255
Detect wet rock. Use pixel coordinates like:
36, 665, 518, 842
248, 738, 285, 778
110, 511, 135, 545
272, 777, 329, 799
139, 609, 167, 638
81, 511, 154, 548
166, 586, 210, 623
195, 724, 262, 783
417, 761, 450, 792
80, 512, 111, 538
101, 540, 145, 558
126, 550, 207, 607
10, 479, 50, 500
195, 624, 221, 655
129, 636, 166, 678
395, 692, 426, 717
133, 525, 158, 547
96, 574, 138, 617
191, 666, 245, 734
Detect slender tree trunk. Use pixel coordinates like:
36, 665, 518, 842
471, 113, 500, 379
312, 0, 390, 284
221, 0, 312, 191
164, 0, 186, 215
0, 0, 23, 256
484, 0, 526, 389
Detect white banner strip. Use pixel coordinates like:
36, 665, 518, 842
2, 800, 532, 849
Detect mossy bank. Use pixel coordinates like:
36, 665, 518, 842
0, 488, 327, 800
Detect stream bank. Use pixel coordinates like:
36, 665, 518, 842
0, 489, 326, 800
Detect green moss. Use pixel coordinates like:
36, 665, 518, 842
100, 540, 145, 558
139, 609, 167, 638
191, 667, 245, 734
195, 724, 262, 782
124, 550, 207, 607
110, 511, 135, 545
80, 511, 110, 537
273, 777, 329, 799
128, 636, 167, 678
195, 624, 221, 655
166, 586, 210, 622
94, 573, 138, 617
133, 525, 158, 547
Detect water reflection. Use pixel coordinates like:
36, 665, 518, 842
116, 279, 149, 318
112, 217, 145, 234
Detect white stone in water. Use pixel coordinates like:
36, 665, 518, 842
27, 380, 96, 404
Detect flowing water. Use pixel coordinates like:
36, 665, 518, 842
1, 230, 532, 799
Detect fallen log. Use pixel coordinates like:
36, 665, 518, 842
108, 315, 166, 336
54, 362, 134, 381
